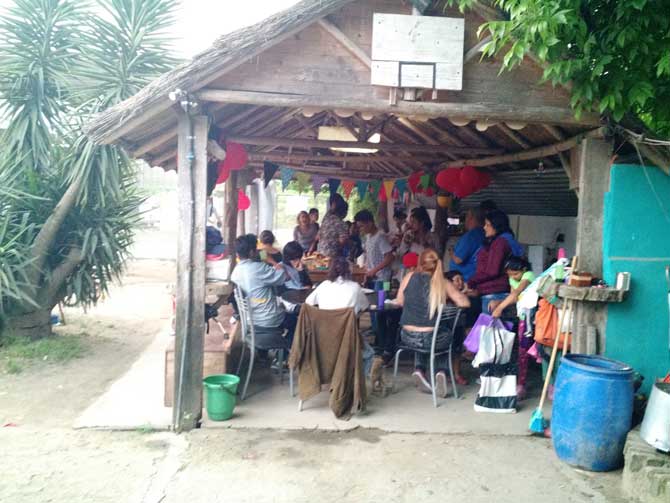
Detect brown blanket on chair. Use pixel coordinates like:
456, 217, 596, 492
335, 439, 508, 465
288, 304, 366, 418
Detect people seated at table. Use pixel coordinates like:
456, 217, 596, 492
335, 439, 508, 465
396, 249, 470, 397
398, 206, 441, 257
354, 209, 394, 283
305, 256, 369, 314
317, 194, 349, 257
448, 208, 485, 281
281, 241, 312, 291
345, 220, 364, 261
259, 230, 283, 265
230, 234, 297, 345
389, 208, 408, 248
309, 207, 320, 230
305, 256, 374, 376
465, 209, 513, 313
293, 211, 319, 254
479, 200, 524, 257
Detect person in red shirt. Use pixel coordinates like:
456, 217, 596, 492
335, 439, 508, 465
466, 209, 512, 313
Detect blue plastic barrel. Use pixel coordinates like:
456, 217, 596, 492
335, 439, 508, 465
551, 354, 634, 471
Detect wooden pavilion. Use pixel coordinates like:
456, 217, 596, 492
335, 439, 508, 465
85, 0, 668, 431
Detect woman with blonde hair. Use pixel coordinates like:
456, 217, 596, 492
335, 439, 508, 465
396, 249, 470, 397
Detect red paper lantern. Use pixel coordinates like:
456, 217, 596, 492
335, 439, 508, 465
237, 188, 251, 211
216, 161, 231, 184
408, 171, 422, 193
475, 171, 492, 191
435, 168, 462, 192
223, 142, 248, 171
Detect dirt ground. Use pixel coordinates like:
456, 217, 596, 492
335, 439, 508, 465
0, 257, 629, 503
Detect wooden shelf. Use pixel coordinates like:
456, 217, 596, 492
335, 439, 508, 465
557, 284, 627, 303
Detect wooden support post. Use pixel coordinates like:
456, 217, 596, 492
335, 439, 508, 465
223, 172, 239, 260
173, 114, 208, 432
572, 138, 613, 354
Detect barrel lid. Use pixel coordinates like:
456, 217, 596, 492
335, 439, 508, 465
563, 354, 633, 375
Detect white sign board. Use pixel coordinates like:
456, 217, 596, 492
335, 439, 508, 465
371, 13, 464, 90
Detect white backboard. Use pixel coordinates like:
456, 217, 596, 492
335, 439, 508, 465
371, 13, 464, 90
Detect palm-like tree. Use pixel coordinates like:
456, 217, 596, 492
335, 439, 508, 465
0, 0, 178, 337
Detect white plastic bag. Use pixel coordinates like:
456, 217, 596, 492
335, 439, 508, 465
472, 324, 515, 368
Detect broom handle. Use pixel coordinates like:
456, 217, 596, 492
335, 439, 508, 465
537, 298, 569, 411
537, 256, 578, 411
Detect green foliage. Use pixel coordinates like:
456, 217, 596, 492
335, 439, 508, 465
447, 0, 670, 136
0, 0, 179, 320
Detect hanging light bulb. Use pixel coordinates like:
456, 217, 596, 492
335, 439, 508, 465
535, 160, 546, 176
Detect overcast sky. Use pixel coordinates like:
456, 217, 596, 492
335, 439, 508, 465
0, 0, 300, 58
172, 0, 299, 57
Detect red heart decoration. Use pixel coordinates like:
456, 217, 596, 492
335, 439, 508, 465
216, 161, 231, 184
408, 171, 422, 193
237, 188, 251, 211
223, 142, 248, 171
435, 168, 462, 192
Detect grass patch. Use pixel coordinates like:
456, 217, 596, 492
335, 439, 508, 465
0, 334, 87, 374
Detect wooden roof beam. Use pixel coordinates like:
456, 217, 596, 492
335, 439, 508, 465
317, 18, 372, 69
437, 127, 605, 168
195, 89, 600, 126
223, 135, 504, 155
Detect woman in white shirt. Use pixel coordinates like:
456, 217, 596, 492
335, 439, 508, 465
305, 256, 374, 374
305, 256, 369, 313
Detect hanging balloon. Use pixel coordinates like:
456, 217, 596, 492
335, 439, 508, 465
216, 161, 231, 184
435, 168, 462, 192
475, 171, 492, 191
223, 142, 248, 171
459, 166, 480, 193
453, 184, 473, 199
237, 188, 251, 211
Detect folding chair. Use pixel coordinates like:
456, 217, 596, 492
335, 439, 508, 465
234, 285, 293, 400
392, 304, 462, 407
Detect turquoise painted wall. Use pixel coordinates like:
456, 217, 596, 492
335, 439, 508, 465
603, 164, 670, 394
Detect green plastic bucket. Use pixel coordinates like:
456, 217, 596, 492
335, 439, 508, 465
203, 374, 240, 421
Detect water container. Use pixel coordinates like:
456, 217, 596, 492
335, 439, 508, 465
551, 354, 634, 471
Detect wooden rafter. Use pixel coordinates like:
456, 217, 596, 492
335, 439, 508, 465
317, 18, 372, 68
223, 135, 505, 155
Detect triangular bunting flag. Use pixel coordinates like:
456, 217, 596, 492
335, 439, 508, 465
408, 171, 422, 193
369, 180, 381, 200
263, 161, 279, 188
383, 180, 395, 201
295, 172, 311, 193
341, 180, 355, 200
328, 178, 341, 196
280, 166, 294, 191
355, 180, 369, 200
395, 179, 408, 200
312, 174, 328, 195
420, 173, 431, 190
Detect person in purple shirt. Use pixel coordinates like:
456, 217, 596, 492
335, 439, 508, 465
449, 208, 485, 281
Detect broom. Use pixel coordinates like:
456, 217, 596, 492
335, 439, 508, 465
528, 257, 576, 434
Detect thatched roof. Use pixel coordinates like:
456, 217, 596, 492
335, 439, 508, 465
85, 0, 356, 143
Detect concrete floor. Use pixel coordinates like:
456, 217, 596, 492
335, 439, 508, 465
204, 363, 534, 435
76, 327, 536, 435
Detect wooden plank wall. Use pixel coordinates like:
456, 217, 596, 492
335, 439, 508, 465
212, 0, 572, 111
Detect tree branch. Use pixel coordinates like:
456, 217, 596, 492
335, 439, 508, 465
27, 175, 84, 288
41, 246, 83, 308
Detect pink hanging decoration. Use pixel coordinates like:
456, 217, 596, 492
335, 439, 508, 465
237, 188, 251, 211
223, 142, 248, 171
